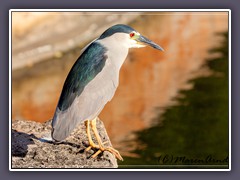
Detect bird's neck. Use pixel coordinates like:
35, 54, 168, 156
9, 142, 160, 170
97, 39, 129, 71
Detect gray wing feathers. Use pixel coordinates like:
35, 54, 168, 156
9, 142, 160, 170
52, 60, 119, 141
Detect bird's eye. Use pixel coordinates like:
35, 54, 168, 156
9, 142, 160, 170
130, 32, 135, 38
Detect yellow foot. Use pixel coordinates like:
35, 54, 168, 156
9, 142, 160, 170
84, 118, 123, 161
91, 146, 123, 161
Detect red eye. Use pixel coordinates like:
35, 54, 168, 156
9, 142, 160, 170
130, 32, 135, 38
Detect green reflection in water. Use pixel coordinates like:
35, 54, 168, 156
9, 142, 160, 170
119, 32, 229, 169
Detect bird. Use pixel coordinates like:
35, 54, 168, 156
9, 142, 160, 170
51, 24, 164, 161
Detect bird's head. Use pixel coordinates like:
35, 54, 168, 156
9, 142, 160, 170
98, 24, 164, 51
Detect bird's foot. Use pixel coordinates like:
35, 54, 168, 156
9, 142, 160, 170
86, 142, 123, 161
85, 141, 108, 151
85, 119, 123, 161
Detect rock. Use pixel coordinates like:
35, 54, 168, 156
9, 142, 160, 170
11, 119, 118, 168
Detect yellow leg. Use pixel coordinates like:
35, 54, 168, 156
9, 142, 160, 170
85, 118, 123, 161
85, 119, 99, 152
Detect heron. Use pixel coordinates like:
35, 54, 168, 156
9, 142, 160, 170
51, 24, 164, 161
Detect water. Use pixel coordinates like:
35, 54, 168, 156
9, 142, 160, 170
119, 32, 229, 169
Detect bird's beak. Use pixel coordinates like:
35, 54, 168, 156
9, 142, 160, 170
136, 35, 164, 51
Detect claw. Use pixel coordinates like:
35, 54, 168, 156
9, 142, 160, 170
84, 118, 123, 161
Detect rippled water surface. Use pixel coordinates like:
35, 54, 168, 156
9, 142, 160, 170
119, 32, 229, 168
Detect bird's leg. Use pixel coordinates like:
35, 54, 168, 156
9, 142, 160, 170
90, 118, 123, 161
85, 119, 100, 152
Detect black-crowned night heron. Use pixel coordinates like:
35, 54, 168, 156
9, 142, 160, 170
51, 24, 163, 161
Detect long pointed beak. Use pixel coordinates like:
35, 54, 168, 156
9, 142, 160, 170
137, 35, 164, 51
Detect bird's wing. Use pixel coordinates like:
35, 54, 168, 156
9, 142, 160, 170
51, 42, 119, 141
58, 42, 108, 112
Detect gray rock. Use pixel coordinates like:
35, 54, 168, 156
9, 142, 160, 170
11, 119, 118, 168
